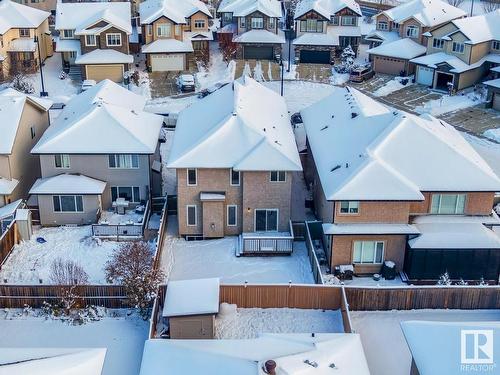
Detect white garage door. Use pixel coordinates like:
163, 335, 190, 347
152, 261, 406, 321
151, 54, 185, 72
416, 66, 434, 86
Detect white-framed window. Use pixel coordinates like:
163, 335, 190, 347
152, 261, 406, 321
187, 168, 197, 186
187, 205, 197, 226
54, 154, 70, 168
268, 17, 275, 29
239, 17, 246, 28
377, 21, 388, 30
255, 209, 278, 232
227, 205, 237, 226
106, 33, 122, 46
108, 154, 139, 169
194, 19, 205, 29
175, 25, 181, 35
331, 16, 339, 25
341, 16, 356, 26
223, 12, 233, 23
432, 38, 444, 49
230, 169, 240, 186
53, 195, 83, 212
251, 17, 264, 29
452, 41, 465, 54
339, 201, 359, 214
353, 241, 384, 264
406, 25, 419, 38
111, 186, 140, 203
19, 28, 30, 37
301, 19, 323, 33
492, 41, 500, 50
146, 24, 153, 36
62, 29, 75, 39
156, 24, 171, 37
270, 171, 286, 182
85, 34, 96, 46
430, 193, 466, 214
68, 51, 77, 59
391, 22, 399, 29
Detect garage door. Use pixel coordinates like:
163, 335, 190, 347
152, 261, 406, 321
373, 56, 406, 75
416, 66, 434, 86
85, 65, 123, 83
493, 93, 500, 111
300, 50, 330, 64
243, 46, 273, 60
151, 54, 185, 71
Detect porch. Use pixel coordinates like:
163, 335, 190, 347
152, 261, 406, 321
236, 220, 295, 256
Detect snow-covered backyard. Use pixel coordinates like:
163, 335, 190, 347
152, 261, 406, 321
215, 304, 344, 339
0, 226, 121, 284
351, 309, 500, 375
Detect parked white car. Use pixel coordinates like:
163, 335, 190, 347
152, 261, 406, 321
177, 74, 195, 92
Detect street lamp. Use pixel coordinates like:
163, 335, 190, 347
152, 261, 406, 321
286, 26, 294, 73
280, 58, 284, 97
33, 35, 48, 97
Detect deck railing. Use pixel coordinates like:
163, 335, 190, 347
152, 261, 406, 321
91, 200, 150, 239
240, 220, 295, 254
305, 221, 325, 285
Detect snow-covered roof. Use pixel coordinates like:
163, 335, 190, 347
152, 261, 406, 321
380, 0, 466, 28
139, 333, 370, 375
301, 87, 500, 201
218, 0, 282, 18
364, 30, 400, 43
367, 37, 426, 59
55, 38, 81, 55
0, 0, 50, 35
295, 0, 361, 20
55, 0, 131, 34
141, 39, 194, 53
323, 223, 420, 235
293, 32, 338, 46
0, 199, 22, 220
31, 80, 163, 154
75, 49, 133, 65
29, 174, 107, 195
0, 348, 106, 375
183, 31, 214, 42
449, 9, 500, 44
140, 0, 212, 25
233, 29, 285, 44
411, 52, 500, 73
0, 88, 52, 155
0, 178, 19, 196
483, 78, 500, 90
7, 38, 37, 52
491, 66, 500, 73
167, 77, 302, 171
162, 278, 220, 317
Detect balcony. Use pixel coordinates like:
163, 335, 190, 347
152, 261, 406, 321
237, 220, 295, 256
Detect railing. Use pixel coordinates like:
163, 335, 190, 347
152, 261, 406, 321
305, 221, 325, 285
152, 197, 168, 271
240, 221, 295, 254
91, 200, 150, 239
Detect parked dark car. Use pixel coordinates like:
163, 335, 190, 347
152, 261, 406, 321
349, 66, 375, 83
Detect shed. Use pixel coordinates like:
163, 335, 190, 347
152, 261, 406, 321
162, 278, 220, 339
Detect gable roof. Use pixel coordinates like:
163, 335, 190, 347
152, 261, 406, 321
0, 88, 52, 155
301, 87, 500, 201
140, 0, 212, 25
367, 37, 427, 59
449, 9, 500, 44
167, 77, 302, 171
29, 173, 107, 195
294, 0, 361, 20
0, 0, 50, 35
31, 80, 163, 155
218, 0, 282, 18
380, 0, 466, 28
55, 0, 132, 34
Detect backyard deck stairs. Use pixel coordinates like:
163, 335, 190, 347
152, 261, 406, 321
68, 66, 82, 81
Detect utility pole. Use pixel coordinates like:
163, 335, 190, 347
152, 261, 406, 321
34, 35, 48, 97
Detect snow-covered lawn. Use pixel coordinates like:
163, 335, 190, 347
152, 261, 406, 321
99, 209, 144, 225
215, 305, 344, 339
0, 310, 148, 375
0, 226, 121, 284
483, 128, 500, 143
351, 309, 500, 375
373, 76, 414, 97
415, 87, 487, 116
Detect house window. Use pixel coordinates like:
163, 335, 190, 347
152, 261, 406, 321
452, 42, 465, 54
108, 154, 139, 169
339, 201, 359, 214
19, 28, 30, 37
430, 194, 466, 214
54, 154, 70, 168
406, 25, 419, 38
391, 22, 399, 29
111, 186, 140, 203
251, 17, 264, 29
230, 169, 240, 186
53, 195, 83, 212
377, 21, 388, 31
268, 17, 275, 29
227, 205, 237, 226
492, 41, 500, 50
62, 29, 75, 39
223, 13, 233, 23
255, 209, 278, 232
187, 168, 197, 186
156, 24, 171, 37
239, 17, 246, 28
85, 35, 96, 46
106, 33, 122, 46
331, 16, 339, 25
68, 51, 77, 59
187, 205, 197, 226
432, 38, 444, 49
270, 171, 286, 182
353, 241, 384, 264
175, 25, 181, 35
341, 16, 356, 26
30, 126, 35, 139
146, 25, 152, 36
301, 19, 323, 33
194, 20, 205, 29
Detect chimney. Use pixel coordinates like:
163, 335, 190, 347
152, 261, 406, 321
263, 360, 277, 375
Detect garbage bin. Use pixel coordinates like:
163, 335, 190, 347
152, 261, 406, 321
381, 260, 396, 280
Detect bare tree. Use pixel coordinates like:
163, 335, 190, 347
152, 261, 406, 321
483, 0, 500, 13
447, 0, 464, 7
219, 36, 238, 65
105, 242, 164, 319
10, 73, 35, 94
49, 259, 89, 315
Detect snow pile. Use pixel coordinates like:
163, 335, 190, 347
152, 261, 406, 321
483, 128, 500, 143
330, 69, 349, 86
128, 70, 151, 100
145, 94, 199, 115
415, 87, 487, 116
195, 44, 236, 90
215, 307, 344, 339
373, 76, 414, 97
283, 62, 297, 80
0, 226, 121, 284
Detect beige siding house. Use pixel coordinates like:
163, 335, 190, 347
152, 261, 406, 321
29, 80, 163, 226
0, 88, 51, 207
167, 77, 302, 253
302, 87, 500, 281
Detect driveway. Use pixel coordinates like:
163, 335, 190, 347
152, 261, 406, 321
438, 106, 500, 136
234, 59, 281, 80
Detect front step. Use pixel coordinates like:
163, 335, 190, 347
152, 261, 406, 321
68, 66, 82, 80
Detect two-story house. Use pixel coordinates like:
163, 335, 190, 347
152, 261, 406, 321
0, 0, 53, 81
411, 10, 500, 91
366, 0, 465, 75
218, 0, 284, 60
29, 80, 163, 226
302, 86, 500, 281
139, 0, 213, 72
167, 77, 302, 252
0, 88, 51, 208
292, 0, 363, 64
55, 0, 133, 83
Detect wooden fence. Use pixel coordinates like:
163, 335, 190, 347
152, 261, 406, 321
304, 221, 325, 285
0, 222, 20, 269
152, 198, 169, 270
